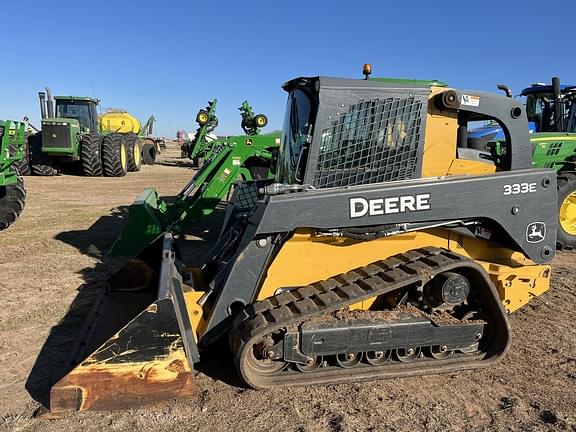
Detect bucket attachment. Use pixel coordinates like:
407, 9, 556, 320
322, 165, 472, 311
50, 234, 200, 414
107, 188, 169, 257
108, 147, 237, 258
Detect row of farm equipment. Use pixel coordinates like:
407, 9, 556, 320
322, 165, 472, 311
0, 88, 166, 230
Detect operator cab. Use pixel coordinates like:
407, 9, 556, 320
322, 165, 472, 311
54, 97, 99, 133
522, 84, 576, 133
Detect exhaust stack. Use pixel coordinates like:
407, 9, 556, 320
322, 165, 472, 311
45, 87, 55, 118
38, 92, 47, 118
552, 77, 564, 132
497, 85, 512, 98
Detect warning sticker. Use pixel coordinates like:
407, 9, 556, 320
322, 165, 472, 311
232, 158, 241, 166
461, 94, 480, 107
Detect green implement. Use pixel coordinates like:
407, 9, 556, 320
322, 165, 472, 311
109, 103, 279, 257
182, 99, 219, 164
0, 120, 26, 230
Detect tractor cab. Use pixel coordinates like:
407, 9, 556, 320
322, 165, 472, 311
521, 83, 576, 133
54, 96, 99, 133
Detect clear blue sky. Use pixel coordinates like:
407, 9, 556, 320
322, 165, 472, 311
2, 0, 575, 137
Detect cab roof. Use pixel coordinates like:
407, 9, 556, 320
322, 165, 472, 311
54, 96, 99, 103
521, 84, 576, 96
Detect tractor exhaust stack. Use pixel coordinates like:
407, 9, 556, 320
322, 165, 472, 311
38, 92, 47, 119
45, 87, 54, 118
552, 77, 564, 132
497, 85, 512, 98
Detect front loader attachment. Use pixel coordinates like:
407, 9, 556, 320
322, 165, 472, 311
50, 234, 200, 414
108, 143, 267, 257
107, 188, 168, 257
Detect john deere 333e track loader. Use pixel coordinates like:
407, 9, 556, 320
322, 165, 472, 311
46, 68, 558, 414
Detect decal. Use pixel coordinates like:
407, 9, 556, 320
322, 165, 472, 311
350, 194, 431, 218
245, 139, 253, 146
474, 226, 492, 240
503, 182, 537, 195
232, 157, 241, 166
526, 222, 546, 243
461, 94, 480, 107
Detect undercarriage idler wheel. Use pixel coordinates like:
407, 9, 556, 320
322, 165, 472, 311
80, 133, 103, 176
336, 352, 362, 368
102, 133, 127, 177
428, 345, 452, 359
295, 356, 323, 373
141, 142, 156, 165
557, 173, 576, 250
365, 350, 391, 365
0, 172, 25, 230
124, 134, 142, 172
246, 340, 287, 375
395, 347, 421, 363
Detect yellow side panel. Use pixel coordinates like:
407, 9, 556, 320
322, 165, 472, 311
479, 261, 550, 313
421, 114, 457, 177
256, 229, 550, 313
421, 87, 457, 177
447, 159, 496, 176
421, 87, 496, 177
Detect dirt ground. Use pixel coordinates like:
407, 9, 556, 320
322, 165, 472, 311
1, 147, 575, 432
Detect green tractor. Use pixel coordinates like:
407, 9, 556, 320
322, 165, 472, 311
469, 77, 576, 249
110, 100, 279, 256
0, 120, 26, 230
30, 88, 130, 177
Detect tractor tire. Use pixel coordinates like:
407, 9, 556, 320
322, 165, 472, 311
9, 142, 31, 176
0, 171, 25, 231
80, 133, 103, 176
102, 133, 128, 177
29, 133, 57, 176
125, 133, 142, 172
557, 173, 576, 250
141, 142, 156, 165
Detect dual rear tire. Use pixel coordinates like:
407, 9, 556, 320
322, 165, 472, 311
101, 133, 128, 177
124, 133, 142, 172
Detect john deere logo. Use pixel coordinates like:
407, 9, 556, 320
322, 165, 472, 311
245, 139, 253, 146
526, 222, 546, 243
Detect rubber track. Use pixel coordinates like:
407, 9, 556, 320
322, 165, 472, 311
231, 247, 507, 389
81, 133, 103, 176
0, 173, 25, 230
